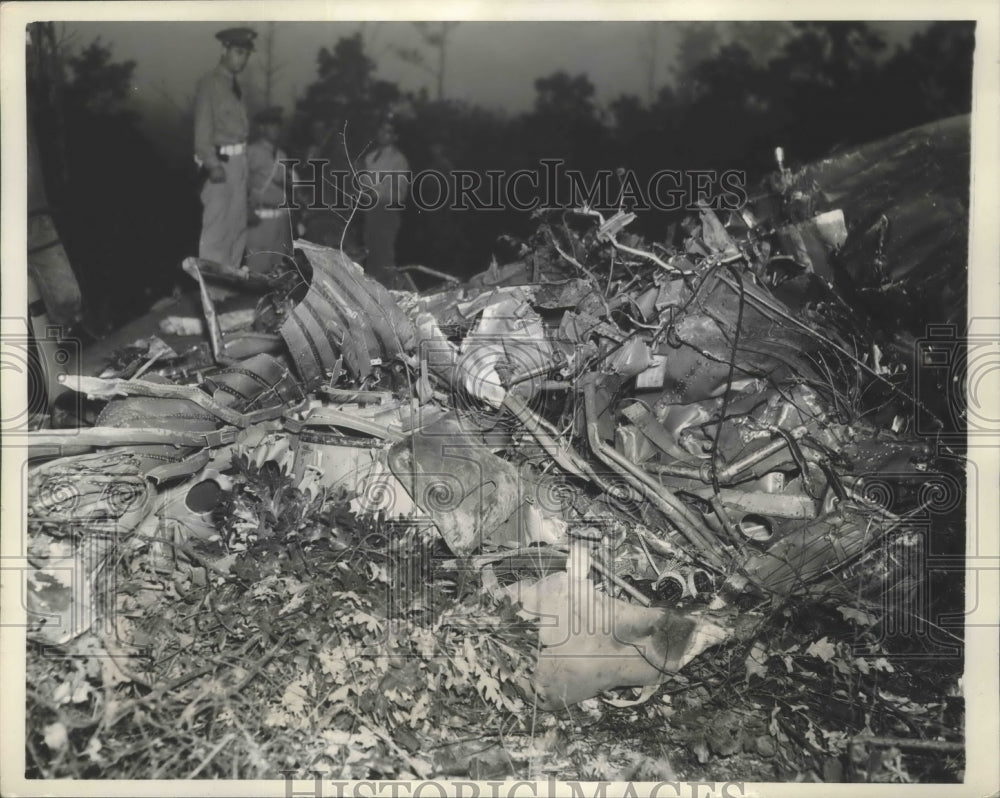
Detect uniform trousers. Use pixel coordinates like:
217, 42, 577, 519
199, 152, 248, 267
246, 210, 293, 273
363, 203, 402, 284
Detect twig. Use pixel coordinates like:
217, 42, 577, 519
610, 240, 695, 276
131, 348, 166, 380
547, 229, 612, 317
850, 736, 963, 753
103, 636, 259, 731
571, 206, 694, 276
590, 556, 651, 607
398, 264, 461, 283
234, 631, 291, 692
133, 534, 245, 585
186, 733, 236, 778
151, 749, 186, 780
340, 120, 365, 254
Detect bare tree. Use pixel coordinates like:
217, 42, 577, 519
393, 22, 459, 101
243, 23, 286, 110
672, 22, 723, 102
257, 22, 285, 108
26, 22, 78, 185
637, 22, 666, 106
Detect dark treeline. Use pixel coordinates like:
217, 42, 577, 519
27, 21, 974, 329
28, 28, 201, 330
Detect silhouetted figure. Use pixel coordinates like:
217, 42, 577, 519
360, 118, 409, 285
246, 106, 293, 272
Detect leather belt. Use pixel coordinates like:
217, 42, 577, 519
194, 142, 247, 167
218, 142, 246, 156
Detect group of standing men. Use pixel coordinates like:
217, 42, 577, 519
194, 27, 409, 279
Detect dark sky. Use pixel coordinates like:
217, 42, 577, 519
63, 20, 930, 116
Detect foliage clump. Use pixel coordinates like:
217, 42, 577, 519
27, 457, 538, 779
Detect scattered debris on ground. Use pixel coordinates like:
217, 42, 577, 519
24, 136, 966, 782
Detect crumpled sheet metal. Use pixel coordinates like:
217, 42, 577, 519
639, 382, 839, 475
457, 293, 552, 407
25, 385, 446, 647
510, 568, 728, 710
387, 415, 524, 553
386, 403, 584, 554
280, 242, 416, 387
28, 450, 155, 534
31, 114, 959, 710
776, 208, 847, 281
24, 353, 308, 644
642, 280, 828, 402
27, 450, 156, 644
738, 508, 892, 595
25, 538, 110, 646
93, 352, 304, 480
789, 113, 969, 327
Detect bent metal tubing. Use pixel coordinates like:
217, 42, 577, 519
582, 383, 727, 571
501, 391, 625, 502
642, 425, 810, 484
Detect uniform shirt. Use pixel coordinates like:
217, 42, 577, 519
247, 139, 288, 208
193, 63, 249, 169
361, 145, 410, 207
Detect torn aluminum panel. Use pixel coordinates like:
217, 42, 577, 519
280, 243, 416, 387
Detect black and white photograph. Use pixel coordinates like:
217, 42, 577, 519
2, 2, 998, 795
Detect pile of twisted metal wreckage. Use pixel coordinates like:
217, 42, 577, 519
26, 118, 965, 714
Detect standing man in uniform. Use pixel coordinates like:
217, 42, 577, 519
246, 106, 293, 272
360, 117, 409, 286
193, 27, 256, 267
